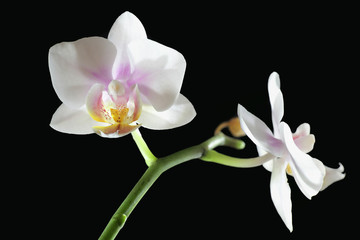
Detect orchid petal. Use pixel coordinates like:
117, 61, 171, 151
257, 145, 268, 157
268, 72, 284, 137
139, 94, 196, 130
49, 37, 116, 108
86, 83, 107, 123
293, 123, 314, 154
270, 157, 293, 232
263, 160, 274, 172
257, 145, 274, 172
294, 134, 315, 153
238, 104, 284, 156
321, 163, 346, 191
126, 85, 142, 122
93, 123, 141, 138
127, 39, 186, 111
50, 104, 107, 134
108, 11, 147, 80
280, 122, 325, 199
261, 133, 315, 172
293, 123, 311, 139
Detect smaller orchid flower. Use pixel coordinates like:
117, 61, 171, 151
238, 72, 345, 232
49, 11, 196, 138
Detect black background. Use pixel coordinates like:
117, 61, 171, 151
14, 2, 358, 239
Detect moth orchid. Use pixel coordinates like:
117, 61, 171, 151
238, 72, 345, 231
49, 11, 196, 137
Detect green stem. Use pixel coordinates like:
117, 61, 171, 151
201, 151, 275, 168
131, 129, 157, 166
98, 133, 244, 240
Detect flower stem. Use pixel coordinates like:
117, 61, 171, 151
98, 133, 244, 240
201, 151, 274, 168
131, 129, 157, 166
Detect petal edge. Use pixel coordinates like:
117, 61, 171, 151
238, 104, 283, 156
321, 163, 346, 191
270, 157, 293, 232
280, 122, 325, 199
127, 39, 186, 111
50, 104, 106, 134
140, 94, 196, 130
268, 72, 284, 137
49, 37, 116, 107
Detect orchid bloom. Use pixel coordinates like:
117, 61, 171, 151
49, 11, 196, 138
238, 72, 345, 232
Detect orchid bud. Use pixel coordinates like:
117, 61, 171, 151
228, 117, 246, 137
214, 117, 246, 137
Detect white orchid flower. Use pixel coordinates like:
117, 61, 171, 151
238, 72, 345, 232
49, 11, 196, 138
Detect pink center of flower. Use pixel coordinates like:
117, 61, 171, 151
86, 80, 142, 136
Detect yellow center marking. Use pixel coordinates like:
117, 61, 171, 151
286, 164, 293, 175
110, 107, 129, 123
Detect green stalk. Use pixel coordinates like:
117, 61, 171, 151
201, 150, 275, 168
98, 133, 244, 240
131, 129, 157, 166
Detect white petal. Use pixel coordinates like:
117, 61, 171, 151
270, 157, 293, 232
321, 163, 346, 191
268, 72, 284, 137
49, 37, 116, 108
257, 145, 274, 172
238, 104, 284, 156
108, 11, 147, 80
127, 85, 143, 122
294, 134, 315, 153
127, 39, 186, 111
86, 83, 107, 123
280, 122, 325, 199
139, 94, 196, 130
293, 123, 311, 139
50, 104, 107, 134
263, 160, 274, 172
293, 123, 315, 153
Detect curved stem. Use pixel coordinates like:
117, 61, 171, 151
99, 133, 242, 240
201, 151, 274, 168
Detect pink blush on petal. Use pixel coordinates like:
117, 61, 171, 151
113, 63, 132, 82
